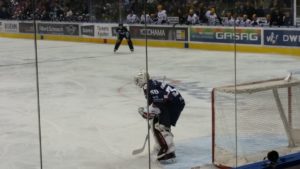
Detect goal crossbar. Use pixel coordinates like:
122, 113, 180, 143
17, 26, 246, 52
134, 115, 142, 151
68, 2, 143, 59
214, 78, 300, 94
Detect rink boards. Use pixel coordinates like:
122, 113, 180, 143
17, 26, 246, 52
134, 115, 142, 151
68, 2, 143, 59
0, 20, 300, 56
235, 152, 300, 169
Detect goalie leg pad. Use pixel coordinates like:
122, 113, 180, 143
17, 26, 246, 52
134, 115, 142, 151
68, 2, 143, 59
150, 118, 161, 154
153, 123, 175, 159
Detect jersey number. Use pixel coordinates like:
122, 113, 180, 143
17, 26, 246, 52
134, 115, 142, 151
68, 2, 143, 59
150, 89, 159, 95
166, 86, 179, 97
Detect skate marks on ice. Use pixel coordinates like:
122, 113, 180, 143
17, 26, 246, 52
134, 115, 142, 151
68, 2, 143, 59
109, 136, 211, 169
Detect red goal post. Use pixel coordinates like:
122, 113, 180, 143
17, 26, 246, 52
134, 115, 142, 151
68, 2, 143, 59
211, 77, 300, 168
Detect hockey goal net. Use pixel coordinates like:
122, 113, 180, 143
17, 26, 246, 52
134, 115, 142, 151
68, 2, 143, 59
211, 77, 300, 168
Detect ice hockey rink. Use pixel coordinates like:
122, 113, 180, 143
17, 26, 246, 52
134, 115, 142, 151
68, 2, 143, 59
1, 37, 300, 169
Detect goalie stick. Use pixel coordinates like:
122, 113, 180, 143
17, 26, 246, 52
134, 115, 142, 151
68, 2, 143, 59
132, 134, 149, 155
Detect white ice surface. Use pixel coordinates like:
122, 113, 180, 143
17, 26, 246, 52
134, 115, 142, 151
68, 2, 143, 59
0, 38, 300, 169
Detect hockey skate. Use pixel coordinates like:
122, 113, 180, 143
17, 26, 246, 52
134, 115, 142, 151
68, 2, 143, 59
156, 140, 176, 164
157, 151, 176, 164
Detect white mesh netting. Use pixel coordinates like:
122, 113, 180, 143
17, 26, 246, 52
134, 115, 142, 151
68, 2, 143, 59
212, 78, 300, 167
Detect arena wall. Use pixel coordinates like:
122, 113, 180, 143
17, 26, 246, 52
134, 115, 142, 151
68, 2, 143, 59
0, 20, 299, 56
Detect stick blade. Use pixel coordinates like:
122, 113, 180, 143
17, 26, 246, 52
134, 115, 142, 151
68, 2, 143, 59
132, 134, 148, 155
132, 148, 144, 155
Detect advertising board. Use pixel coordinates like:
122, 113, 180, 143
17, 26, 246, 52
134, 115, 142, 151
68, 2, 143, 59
190, 27, 261, 45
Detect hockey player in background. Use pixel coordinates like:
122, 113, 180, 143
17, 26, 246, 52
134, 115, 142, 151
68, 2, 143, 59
114, 23, 134, 52
134, 71, 185, 163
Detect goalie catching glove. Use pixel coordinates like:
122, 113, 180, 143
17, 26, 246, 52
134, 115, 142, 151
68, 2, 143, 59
138, 104, 161, 119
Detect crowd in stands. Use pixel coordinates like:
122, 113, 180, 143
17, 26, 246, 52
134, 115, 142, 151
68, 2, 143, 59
0, 0, 295, 27
124, 0, 294, 27
0, 0, 89, 21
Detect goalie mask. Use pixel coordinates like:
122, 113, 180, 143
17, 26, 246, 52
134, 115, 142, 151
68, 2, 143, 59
134, 71, 149, 88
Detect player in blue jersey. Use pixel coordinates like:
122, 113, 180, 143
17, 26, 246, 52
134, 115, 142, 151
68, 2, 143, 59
134, 71, 185, 163
114, 23, 134, 52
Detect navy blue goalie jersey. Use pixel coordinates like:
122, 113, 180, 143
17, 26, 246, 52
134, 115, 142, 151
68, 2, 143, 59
143, 79, 184, 109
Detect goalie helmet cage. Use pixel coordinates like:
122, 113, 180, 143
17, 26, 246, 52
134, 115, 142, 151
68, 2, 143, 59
211, 77, 300, 169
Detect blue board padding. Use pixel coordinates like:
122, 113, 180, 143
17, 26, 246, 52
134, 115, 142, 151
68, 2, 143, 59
235, 152, 300, 169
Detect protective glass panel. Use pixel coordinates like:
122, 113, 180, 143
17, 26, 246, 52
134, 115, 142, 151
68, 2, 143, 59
3, 0, 300, 169
141, 1, 236, 168
233, 0, 300, 168
213, 0, 300, 168
0, 2, 39, 169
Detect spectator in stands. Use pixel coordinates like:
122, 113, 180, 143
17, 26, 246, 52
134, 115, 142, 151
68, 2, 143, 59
0, 6, 10, 19
239, 14, 251, 27
126, 10, 139, 24
140, 11, 153, 24
270, 8, 284, 26
250, 14, 261, 26
283, 11, 293, 26
0, 0, 295, 26
64, 6, 73, 21
223, 12, 238, 26
186, 9, 199, 25
196, 2, 207, 24
234, 1, 244, 17
129, 0, 142, 15
155, 4, 168, 24
243, 1, 256, 19
0, 0, 10, 19
269, 0, 280, 12
205, 7, 219, 25
176, 7, 185, 25
261, 14, 271, 27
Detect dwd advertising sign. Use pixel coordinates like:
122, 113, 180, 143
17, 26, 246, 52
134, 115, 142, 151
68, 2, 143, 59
264, 29, 300, 47
190, 27, 261, 44
129, 26, 188, 41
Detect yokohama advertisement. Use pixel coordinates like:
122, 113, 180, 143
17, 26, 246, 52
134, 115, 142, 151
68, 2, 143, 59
264, 29, 300, 47
190, 27, 261, 44
129, 26, 188, 41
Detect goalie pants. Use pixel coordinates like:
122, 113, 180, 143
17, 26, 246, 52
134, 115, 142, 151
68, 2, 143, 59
158, 102, 185, 128
151, 101, 184, 157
